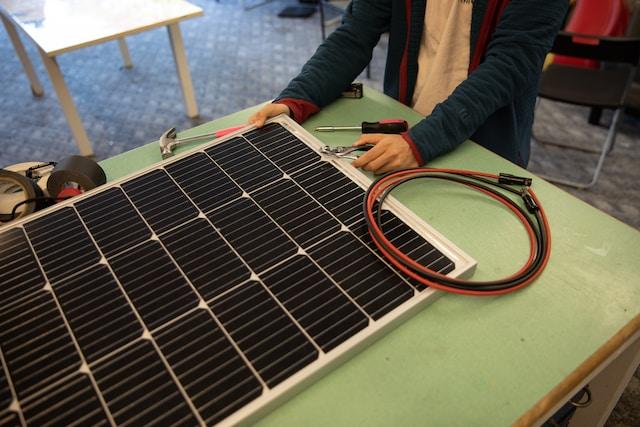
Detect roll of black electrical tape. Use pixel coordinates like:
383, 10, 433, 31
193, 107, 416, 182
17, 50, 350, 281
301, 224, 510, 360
0, 169, 43, 222
47, 156, 107, 198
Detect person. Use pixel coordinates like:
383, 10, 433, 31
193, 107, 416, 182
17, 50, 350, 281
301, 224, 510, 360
249, 0, 569, 174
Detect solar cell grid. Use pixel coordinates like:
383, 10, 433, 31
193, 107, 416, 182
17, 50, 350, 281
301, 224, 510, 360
0, 118, 470, 425
160, 218, 251, 302
21, 374, 109, 427
0, 228, 45, 309
75, 187, 151, 257
165, 152, 243, 213
210, 280, 318, 387
154, 310, 263, 425
121, 169, 199, 235
23, 207, 101, 283
54, 264, 143, 363
0, 292, 81, 401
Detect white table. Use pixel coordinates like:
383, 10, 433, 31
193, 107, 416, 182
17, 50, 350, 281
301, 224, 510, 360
0, 0, 203, 157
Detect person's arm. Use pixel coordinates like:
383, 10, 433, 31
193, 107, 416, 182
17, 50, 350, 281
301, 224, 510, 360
408, 0, 568, 164
249, 0, 391, 128
276, 0, 391, 119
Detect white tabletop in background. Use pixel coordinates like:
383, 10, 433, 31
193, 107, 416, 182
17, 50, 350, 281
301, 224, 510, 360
0, 0, 203, 56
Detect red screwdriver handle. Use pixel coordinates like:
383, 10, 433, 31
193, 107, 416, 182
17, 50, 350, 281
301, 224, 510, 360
361, 120, 408, 134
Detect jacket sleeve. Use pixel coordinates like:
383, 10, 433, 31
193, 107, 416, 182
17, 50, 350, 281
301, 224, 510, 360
409, 0, 568, 163
274, 0, 391, 113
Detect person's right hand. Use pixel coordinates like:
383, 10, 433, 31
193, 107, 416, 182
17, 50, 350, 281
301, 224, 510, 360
248, 103, 290, 128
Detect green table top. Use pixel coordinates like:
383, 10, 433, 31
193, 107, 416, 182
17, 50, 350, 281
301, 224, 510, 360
100, 88, 640, 426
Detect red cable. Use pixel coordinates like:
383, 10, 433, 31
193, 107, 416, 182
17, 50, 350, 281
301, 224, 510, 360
365, 169, 550, 296
367, 171, 537, 280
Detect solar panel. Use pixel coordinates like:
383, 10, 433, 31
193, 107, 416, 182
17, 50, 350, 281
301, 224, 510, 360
0, 115, 475, 426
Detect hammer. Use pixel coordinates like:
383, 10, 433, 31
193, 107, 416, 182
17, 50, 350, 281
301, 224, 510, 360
159, 125, 244, 159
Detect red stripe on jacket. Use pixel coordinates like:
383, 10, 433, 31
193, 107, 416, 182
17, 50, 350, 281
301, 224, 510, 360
469, 0, 511, 73
398, 0, 412, 104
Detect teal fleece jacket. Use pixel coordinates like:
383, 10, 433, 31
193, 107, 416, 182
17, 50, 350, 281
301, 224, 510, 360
275, 0, 568, 167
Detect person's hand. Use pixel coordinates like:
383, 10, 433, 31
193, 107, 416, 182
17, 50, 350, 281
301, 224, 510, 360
248, 103, 290, 128
351, 134, 419, 174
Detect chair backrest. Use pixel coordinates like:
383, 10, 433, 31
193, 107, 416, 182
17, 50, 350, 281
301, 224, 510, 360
551, 31, 640, 66
555, 0, 631, 68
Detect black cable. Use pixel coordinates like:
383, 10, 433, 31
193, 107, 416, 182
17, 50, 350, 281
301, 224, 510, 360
363, 169, 550, 294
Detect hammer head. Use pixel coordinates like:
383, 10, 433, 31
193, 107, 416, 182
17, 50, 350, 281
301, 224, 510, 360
159, 127, 178, 160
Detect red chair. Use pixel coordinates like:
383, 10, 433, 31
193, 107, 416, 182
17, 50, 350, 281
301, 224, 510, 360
554, 0, 630, 69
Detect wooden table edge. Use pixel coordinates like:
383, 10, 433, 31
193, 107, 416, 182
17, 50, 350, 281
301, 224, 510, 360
514, 313, 640, 426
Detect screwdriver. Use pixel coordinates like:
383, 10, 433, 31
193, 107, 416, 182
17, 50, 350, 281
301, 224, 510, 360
315, 119, 408, 134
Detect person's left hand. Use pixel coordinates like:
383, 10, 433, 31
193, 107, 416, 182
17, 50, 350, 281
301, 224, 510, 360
351, 134, 419, 174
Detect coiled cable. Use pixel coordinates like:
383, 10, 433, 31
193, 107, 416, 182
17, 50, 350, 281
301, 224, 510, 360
364, 168, 551, 296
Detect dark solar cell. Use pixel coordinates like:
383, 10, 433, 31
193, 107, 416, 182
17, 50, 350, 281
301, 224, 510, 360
0, 292, 81, 400
93, 340, 198, 426
154, 309, 263, 425
251, 178, 341, 249
23, 207, 101, 283
0, 411, 20, 427
54, 264, 143, 363
0, 227, 45, 308
110, 240, 200, 330
309, 232, 414, 320
244, 123, 320, 174
291, 162, 365, 227
361, 211, 456, 276
75, 187, 151, 257
206, 138, 282, 193
0, 364, 11, 412
208, 198, 298, 273
161, 218, 251, 302
165, 152, 242, 213
210, 281, 318, 387
261, 255, 369, 352
22, 374, 109, 426
121, 169, 198, 235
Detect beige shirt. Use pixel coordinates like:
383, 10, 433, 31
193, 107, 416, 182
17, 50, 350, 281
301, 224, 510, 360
411, 0, 473, 116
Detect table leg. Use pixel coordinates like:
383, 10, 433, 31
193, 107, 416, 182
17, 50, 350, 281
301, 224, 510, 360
1, 14, 44, 96
117, 38, 133, 69
166, 23, 198, 118
37, 49, 94, 157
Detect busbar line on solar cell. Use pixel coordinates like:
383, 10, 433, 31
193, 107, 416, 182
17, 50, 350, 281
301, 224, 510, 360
0, 349, 22, 427
372, 212, 455, 274
261, 255, 369, 353
153, 310, 263, 425
54, 264, 144, 364
160, 218, 251, 302
206, 138, 283, 193
121, 169, 199, 235
75, 188, 151, 258
251, 179, 342, 249
165, 152, 243, 214
0, 228, 45, 309
0, 292, 82, 402
291, 162, 365, 227
210, 281, 319, 388
110, 241, 200, 331
23, 207, 102, 283
0, 412, 19, 427
207, 197, 298, 274
243, 123, 320, 174
92, 339, 201, 426
308, 232, 415, 320
21, 374, 109, 427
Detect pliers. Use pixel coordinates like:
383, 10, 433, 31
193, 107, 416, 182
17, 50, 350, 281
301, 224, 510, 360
320, 144, 375, 160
